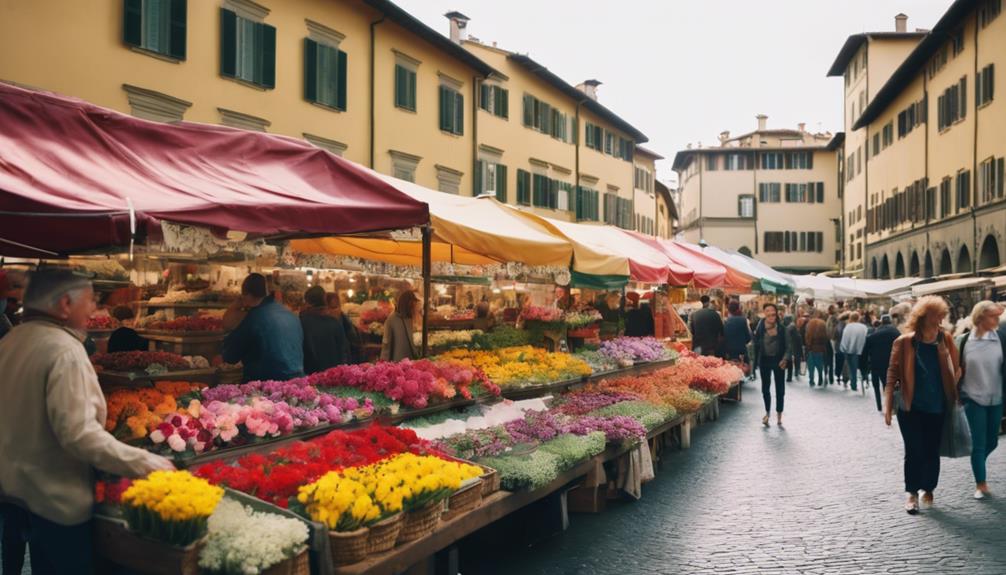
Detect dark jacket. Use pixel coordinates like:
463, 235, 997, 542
300, 307, 350, 374
339, 314, 363, 363
723, 315, 752, 358
753, 319, 791, 366
625, 305, 655, 337
786, 323, 804, 356
689, 307, 724, 356
863, 324, 900, 375
222, 296, 305, 382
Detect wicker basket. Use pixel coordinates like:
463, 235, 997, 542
92, 517, 203, 575
329, 527, 369, 566
261, 548, 310, 575
397, 500, 443, 544
443, 479, 483, 521
478, 464, 500, 497
365, 513, 403, 555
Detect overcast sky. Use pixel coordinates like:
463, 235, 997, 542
395, 0, 951, 184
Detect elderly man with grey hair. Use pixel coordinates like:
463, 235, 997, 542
0, 268, 173, 574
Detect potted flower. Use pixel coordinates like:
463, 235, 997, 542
295, 472, 379, 565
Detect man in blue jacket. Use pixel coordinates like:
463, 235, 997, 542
222, 273, 305, 382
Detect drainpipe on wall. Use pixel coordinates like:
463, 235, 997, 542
752, 150, 759, 254
971, 19, 979, 272
473, 75, 480, 196
369, 16, 385, 169
923, 68, 930, 276
574, 99, 585, 220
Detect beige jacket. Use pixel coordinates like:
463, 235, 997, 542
0, 320, 166, 525
380, 312, 415, 362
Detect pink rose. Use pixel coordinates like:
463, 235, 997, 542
166, 433, 186, 452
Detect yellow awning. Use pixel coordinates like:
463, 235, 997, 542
503, 210, 631, 278
291, 173, 573, 267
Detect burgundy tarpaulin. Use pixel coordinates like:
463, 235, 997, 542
622, 230, 694, 286
0, 83, 429, 256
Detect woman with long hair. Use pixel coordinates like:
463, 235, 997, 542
753, 303, 790, 427
884, 296, 960, 514
381, 290, 419, 362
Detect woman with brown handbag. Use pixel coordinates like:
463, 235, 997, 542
884, 296, 961, 514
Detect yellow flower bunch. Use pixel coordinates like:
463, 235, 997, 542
296, 472, 381, 531
120, 470, 223, 545
440, 346, 592, 388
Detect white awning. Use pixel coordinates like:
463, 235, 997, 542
912, 277, 993, 297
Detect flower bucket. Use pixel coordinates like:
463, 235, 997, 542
329, 527, 369, 566
365, 513, 403, 555
93, 516, 203, 575
397, 501, 443, 544
443, 478, 483, 521
261, 548, 310, 575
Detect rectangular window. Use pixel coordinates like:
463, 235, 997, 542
872, 133, 881, 157
738, 195, 754, 218
882, 122, 894, 148
706, 155, 718, 171
952, 28, 965, 57
857, 147, 862, 175
758, 182, 780, 203
940, 177, 952, 217
760, 152, 783, 170
305, 39, 347, 111
439, 84, 463, 135
575, 187, 599, 221
937, 79, 967, 131
476, 161, 507, 202
725, 154, 749, 170
220, 8, 276, 89
516, 169, 531, 205
979, 0, 1002, 27
394, 64, 417, 111
786, 152, 812, 170
764, 231, 784, 252
977, 64, 994, 107
479, 84, 509, 119
979, 157, 1000, 204
584, 122, 604, 151
124, 0, 187, 60
956, 169, 971, 211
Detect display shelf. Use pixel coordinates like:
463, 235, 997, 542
97, 367, 220, 388
136, 301, 232, 309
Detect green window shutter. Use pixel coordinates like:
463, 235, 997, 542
499, 88, 509, 118
522, 94, 533, 126
454, 91, 464, 135
480, 84, 490, 110
439, 85, 448, 131
516, 169, 526, 204
336, 49, 347, 110
168, 0, 187, 59
124, 0, 142, 47
219, 8, 237, 78
407, 70, 416, 110
260, 22, 276, 88
394, 65, 407, 108
496, 165, 507, 202
474, 160, 484, 195
303, 39, 318, 103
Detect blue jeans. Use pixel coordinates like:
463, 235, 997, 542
807, 352, 825, 386
963, 399, 1005, 483
846, 354, 860, 390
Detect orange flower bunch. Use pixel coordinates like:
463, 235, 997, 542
589, 364, 713, 414
104, 382, 205, 440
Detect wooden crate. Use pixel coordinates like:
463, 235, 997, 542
93, 516, 202, 575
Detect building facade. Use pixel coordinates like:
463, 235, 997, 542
836, 0, 1006, 278
827, 14, 927, 276
0, 1, 666, 233
672, 116, 840, 273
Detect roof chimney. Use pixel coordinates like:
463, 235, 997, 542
445, 11, 470, 44
718, 130, 730, 144
798, 122, 806, 132
895, 13, 908, 33
756, 114, 768, 131
575, 79, 602, 101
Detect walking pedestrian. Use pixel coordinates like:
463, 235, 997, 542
840, 311, 868, 392
825, 305, 838, 384
723, 300, 752, 365
754, 303, 790, 427
863, 314, 900, 411
805, 310, 830, 387
884, 296, 960, 514
786, 315, 806, 382
689, 295, 724, 357
956, 301, 1006, 500
834, 312, 850, 386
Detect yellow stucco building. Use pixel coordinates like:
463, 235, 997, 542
830, 3, 1006, 277
0, 0, 663, 233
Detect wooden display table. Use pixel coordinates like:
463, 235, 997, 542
97, 367, 220, 389
135, 329, 227, 357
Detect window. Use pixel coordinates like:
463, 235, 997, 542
574, 187, 599, 221
952, 28, 965, 57
785, 152, 813, 170
978, 157, 1005, 203
925, 186, 937, 219
856, 147, 862, 175
389, 150, 420, 182
956, 169, 972, 211
124, 0, 186, 60
846, 154, 855, 182
584, 122, 604, 151
764, 231, 784, 252
479, 84, 509, 119
724, 154, 750, 171
979, 0, 1002, 27
897, 98, 923, 138
634, 167, 653, 192
706, 155, 719, 171
938, 77, 967, 131
872, 133, 881, 157
304, 37, 347, 111
521, 94, 572, 142
439, 83, 463, 135
977, 64, 994, 107
940, 177, 952, 218
758, 183, 781, 203
785, 183, 807, 203
474, 160, 506, 201
516, 169, 531, 205
763, 230, 824, 253
928, 45, 949, 80
760, 152, 783, 170
220, 8, 276, 89
738, 195, 754, 218
394, 63, 417, 111
882, 122, 894, 148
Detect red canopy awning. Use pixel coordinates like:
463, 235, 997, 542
646, 238, 728, 289
621, 231, 694, 286
671, 241, 754, 291
0, 83, 429, 256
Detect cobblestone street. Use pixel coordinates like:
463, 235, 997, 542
469, 375, 1006, 575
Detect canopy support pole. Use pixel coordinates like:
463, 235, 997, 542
421, 225, 431, 357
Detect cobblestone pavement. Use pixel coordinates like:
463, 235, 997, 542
466, 375, 1006, 575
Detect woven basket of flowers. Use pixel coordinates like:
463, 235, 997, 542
365, 512, 404, 555
397, 500, 443, 543
329, 528, 370, 566
443, 477, 484, 521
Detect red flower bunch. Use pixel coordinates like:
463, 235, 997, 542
87, 316, 120, 330
192, 424, 438, 507
359, 305, 391, 327
91, 351, 190, 372
147, 315, 224, 332
94, 477, 133, 505
688, 374, 729, 395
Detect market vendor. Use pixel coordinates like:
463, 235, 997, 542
222, 273, 305, 382
301, 285, 350, 373
0, 268, 174, 574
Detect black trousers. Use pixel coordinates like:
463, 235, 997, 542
0, 503, 92, 575
870, 371, 887, 411
760, 355, 786, 413
896, 409, 945, 493
787, 351, 803, 380
834, 350, 846, 381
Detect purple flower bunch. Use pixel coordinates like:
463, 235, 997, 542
599, 337, 668, 362
567, 415, 647, 442
202, 379, 319, 405
504, 410, 568, 444
433, 426, 513, 460
553, 391, 639, 416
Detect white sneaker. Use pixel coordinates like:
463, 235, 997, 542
974, 489, 986, 500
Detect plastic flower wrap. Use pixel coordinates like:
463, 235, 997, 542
120, 470, 224, 546
199, 498, 309, 575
